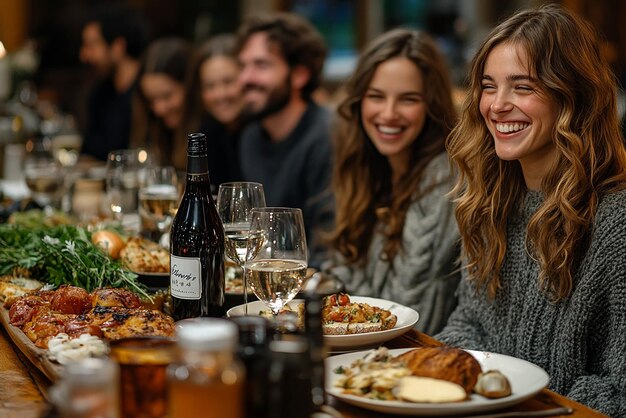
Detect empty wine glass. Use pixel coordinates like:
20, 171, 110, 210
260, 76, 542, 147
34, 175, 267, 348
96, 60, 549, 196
23, 136, 65, 210
138, 166, 180, 238
105, 148, 151, 225
217, 182, 266, 313
245, 207, 307, 317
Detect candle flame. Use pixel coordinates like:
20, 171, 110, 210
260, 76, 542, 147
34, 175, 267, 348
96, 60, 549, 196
0, 41, 6, 58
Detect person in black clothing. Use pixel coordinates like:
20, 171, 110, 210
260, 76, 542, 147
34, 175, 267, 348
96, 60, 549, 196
183, 35, 243, 189
236, 13, 334, 268
79, 4, 149, 161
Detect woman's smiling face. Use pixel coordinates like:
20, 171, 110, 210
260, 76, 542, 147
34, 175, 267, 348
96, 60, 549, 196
479, 42, 558, 189
200, 55, 243, 125
360, 56, 427, 173
140, 73, 186, 129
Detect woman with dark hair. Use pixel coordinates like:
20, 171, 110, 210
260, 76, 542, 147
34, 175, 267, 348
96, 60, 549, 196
438, 4, 626, 415
323, 28, 460, 335
182, 34, 243, 187
130, 37, 192, 170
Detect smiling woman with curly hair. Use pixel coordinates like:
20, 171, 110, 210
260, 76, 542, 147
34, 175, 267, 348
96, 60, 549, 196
437, 4, 626, 415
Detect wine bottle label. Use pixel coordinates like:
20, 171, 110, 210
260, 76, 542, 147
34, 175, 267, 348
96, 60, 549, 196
170, 255, 202, 300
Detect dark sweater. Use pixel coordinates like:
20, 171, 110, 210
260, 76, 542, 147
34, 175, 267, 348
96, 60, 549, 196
238, 102, 334, 268
81, 78, 135, 161
436, 189, 626, 416
199, 117, 241, 192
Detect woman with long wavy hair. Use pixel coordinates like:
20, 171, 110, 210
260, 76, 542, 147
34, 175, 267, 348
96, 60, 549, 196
130, 38, 192, 171
323, 28, 460, 335
181, 34, 243, 188
437, 5, 626, 415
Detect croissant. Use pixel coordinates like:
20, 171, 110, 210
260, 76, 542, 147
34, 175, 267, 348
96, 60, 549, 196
397, 347, 482, 394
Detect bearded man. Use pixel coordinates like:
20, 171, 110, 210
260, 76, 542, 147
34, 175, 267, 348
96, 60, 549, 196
236, 12, 334, 268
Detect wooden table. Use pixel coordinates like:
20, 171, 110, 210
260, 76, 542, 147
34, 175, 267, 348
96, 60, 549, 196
0, 326, 607, 418
0, 327, 49, 418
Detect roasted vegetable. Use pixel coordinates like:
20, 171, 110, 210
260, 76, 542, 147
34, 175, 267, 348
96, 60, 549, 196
474, 370, 512, 398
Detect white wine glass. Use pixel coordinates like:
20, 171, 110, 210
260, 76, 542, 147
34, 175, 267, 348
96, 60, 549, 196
138, 166, 180, 239
23, 136, 65, 210
217, 182, 266, 313
245, 207, 307, 316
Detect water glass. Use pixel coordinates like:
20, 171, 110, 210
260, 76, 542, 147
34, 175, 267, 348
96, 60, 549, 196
23, 136, 65, 209
106, 149, 150, 221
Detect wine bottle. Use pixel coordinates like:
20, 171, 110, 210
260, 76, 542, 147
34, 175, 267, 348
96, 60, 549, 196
170, 132, 225, 320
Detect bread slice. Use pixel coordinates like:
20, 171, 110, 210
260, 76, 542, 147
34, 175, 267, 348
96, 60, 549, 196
0, 276, 44, 305
322, 307, 397, 335
323, 321, 384, 335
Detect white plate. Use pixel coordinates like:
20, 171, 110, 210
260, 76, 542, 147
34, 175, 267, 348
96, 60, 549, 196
226, 296, 419, 349
325, 348, 550, 416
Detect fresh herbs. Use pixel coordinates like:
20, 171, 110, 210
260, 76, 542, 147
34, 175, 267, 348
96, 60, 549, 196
0, 224, 150, 299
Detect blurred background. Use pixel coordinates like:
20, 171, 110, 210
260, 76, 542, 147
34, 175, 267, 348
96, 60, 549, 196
0, 0, 625, 183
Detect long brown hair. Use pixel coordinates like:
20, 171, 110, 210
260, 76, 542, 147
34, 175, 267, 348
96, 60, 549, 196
447, 4, 626, 301
130, 37, 192, 170
332, 29, 456, 264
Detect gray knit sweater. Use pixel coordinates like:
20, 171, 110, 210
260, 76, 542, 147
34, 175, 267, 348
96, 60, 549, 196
323, 153, 461, 335
436, 190, 626, 416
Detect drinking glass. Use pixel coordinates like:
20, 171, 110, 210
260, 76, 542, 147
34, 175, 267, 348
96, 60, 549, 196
245, 207, 307, 316
106, 149, 150, 222
138, 166, 180, 238
217, 182, 266, 313
52, 133, 82, 168
109, 337, 176, 418
23, 136, 65, 209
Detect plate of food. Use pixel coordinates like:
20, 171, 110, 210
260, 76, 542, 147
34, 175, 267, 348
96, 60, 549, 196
93, 233, 170, 288
326, 347, 550, 416
118, 236, 169, 273
226, 294, 419, 349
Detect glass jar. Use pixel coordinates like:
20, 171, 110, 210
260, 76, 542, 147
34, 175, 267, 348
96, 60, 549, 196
108, 336, 176, 418
168, 318, 245, 418
48, 357, 119, 418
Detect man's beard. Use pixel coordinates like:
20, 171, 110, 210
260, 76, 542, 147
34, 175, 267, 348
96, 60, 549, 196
242, 75, 291, 120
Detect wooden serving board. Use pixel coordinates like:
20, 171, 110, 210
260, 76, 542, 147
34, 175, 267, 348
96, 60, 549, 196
0, 306, 62, 381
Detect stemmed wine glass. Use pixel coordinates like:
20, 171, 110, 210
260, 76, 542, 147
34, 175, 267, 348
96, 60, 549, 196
217, 182, 266, 313
245, 207, 308, 317
105, 148, 151, 228
138, 166, 180, 240
23, 136, 65, 210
